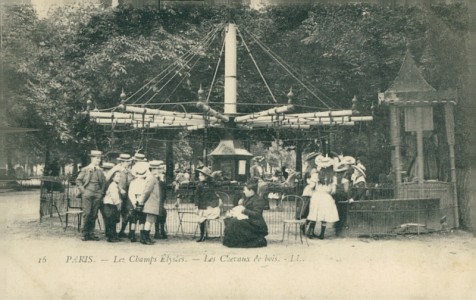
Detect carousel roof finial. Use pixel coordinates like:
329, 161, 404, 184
86, 99, 93, 111
120, 88, 126, 104
352, 95, 360, 115
198, 84, 205, 102
287, 87, 294, 104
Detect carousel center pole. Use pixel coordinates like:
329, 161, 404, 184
224, 23, 237, 115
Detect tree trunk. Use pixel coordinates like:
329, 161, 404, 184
165, 140, 174, 184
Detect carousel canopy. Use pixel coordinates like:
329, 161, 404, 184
82, 24, 373, 141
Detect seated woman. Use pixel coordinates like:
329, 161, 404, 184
223, 179, 268, 248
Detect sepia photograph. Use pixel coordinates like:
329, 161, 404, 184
1, 0, 475, 299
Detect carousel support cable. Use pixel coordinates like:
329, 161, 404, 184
140, 50, 201, 105
131, 26, 220, 105
141, 27, 221, 105
236, 27, 277, 104
243, 28, 339, 109
161, 52, 205, 107
123, 25, 222, 104
206, 31, 227, 104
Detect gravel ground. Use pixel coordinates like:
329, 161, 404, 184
1, 190, 475, 299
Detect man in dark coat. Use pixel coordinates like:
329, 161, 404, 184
76, 150, 107, 241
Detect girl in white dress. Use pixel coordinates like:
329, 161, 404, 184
307, 160, 339, 239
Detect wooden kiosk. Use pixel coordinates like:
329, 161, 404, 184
378, 50, 459, 228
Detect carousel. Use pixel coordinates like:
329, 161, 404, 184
78, 23, 460, 237
82, 24, 372, 183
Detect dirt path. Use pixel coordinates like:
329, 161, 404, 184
1, 190, 475, 299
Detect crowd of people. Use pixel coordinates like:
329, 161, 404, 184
75, 150, 269, 248
76, 151, 168, 244
74, 148, 367, 246
298, 152, 367, 240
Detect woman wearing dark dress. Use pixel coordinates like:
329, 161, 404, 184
223, 180, 268, 248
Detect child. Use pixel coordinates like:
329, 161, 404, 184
128, 162, 150, 242
194, 167, 220, 242
103, 170, 122, 242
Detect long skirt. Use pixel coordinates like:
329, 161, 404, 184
223, 218, 268, 248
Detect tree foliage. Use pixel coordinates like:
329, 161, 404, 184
1, 3, 469, 183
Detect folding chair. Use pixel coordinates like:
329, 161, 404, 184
280, 195, 309, 245
175, 204, 201, 237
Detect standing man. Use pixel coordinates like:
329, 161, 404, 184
153, 160, 168, 239
76, 150, 107, 241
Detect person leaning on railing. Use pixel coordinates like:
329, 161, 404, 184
348, 163, 367, 203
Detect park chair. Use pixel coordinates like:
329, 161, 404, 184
64, 192, 83, 232
174, 191, 233, 239
280, 195, 309, 245
64, 186, 102, 232
175, 203, 202, 237
39, 177, 63, 225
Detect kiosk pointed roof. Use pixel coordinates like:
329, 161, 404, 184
379, 50, 457, 106
386, 50, 435, 93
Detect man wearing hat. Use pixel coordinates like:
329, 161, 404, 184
76, 150, 107, 241
138, 160, 163, 245
133, 153, 147, 162
113, 154, 135, 239
151, 160, 168, 239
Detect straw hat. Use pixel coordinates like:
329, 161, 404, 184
133, 153, 147, 162
117, 153, 132, 161
102, 162, 115, 170
149, 160, 165, 169
132, 161, 150, 178
89, 150, 103, 157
